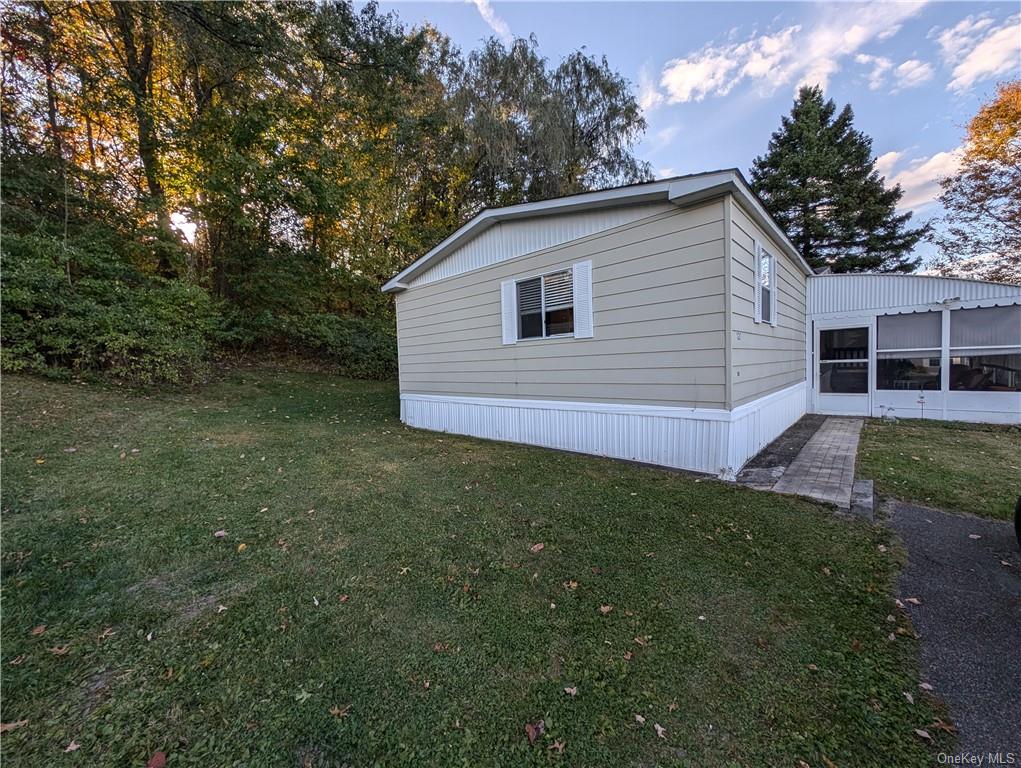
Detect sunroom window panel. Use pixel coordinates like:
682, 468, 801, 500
950, 305, 1021, 349
876, 353, 941, 391
950, 353, 1021, 391
877, 312, 941, 350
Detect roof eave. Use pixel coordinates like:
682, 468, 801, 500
381, 169, 811, 293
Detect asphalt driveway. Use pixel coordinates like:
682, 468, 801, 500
889, 502, 1021, 757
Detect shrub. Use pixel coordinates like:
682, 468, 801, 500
218, 310, 397, 380
2, 234, 219, 385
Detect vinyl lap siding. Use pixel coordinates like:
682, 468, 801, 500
408, 202, 675, 287
396, 201, 728, 408
728, 201, 807, 406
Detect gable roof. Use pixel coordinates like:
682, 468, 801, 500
381, 169, 812, 293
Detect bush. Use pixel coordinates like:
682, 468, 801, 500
219, 309, 397, 380
2, 234, 219, 385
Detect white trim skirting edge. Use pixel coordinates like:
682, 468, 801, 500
400, 382, 807, 479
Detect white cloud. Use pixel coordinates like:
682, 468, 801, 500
874, 150, 903, 179
653, 125, 681, 147
894, 59, 934, 90
658, 2, 927, 103
880, 148, 963, 212
934, 13, 1021, 93
637, 66, 664, 112
657, 167, 677, 179
933, 15, 995, 63
855, 54, 932, 92
855, 54, 893, 90
468, 0, 512, 45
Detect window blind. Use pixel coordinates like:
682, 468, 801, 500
877, 311, 941, 350
950, 305, 1021, 349
543, 271, 573, 310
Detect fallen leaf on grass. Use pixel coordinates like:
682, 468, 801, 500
668, 702, 678, 713
35, 457, 45, 465
622, 651, 633, 661
905, 597, 921, 605
48, 645, 70, 656
633, 636, 648, 647
634, 714, 646, 724
524, 720, 545, 745
548, 740, 565, 753
30, 625, 46, 636
216, 605, 227, 614
237, 543, 247, 553
822, 757, 838, 768
0, 720, 28, 733
339, 594, 349, 603
599, 605, 613, 615
654, 723, 666, 739
930, 719, 957, 734
563, 686, 577, 697
97, 627, 116, 641
529, 543, 544, 554
914, 728, 932, 741
8, 655, 26, 666
146, 752, 167, 768
562, 580, 578, 591
904, 691, 914, 704
213, 530, 227, 538
329, 704, 351, 718
919, 682, 934, 691
64, 740, 80, 752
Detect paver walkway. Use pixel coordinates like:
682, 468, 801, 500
771, 417, 863, 508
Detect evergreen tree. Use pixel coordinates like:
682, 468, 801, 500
751, 86, 926, 273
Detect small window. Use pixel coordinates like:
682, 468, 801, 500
517, 270, 574, 340
755, 245, 775, 325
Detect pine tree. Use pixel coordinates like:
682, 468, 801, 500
751, 86, 926, 273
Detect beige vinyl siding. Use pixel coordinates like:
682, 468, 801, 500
728, 198, 808, 406
396, 201, 728, 407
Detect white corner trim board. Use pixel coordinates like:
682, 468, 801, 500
400, 382, 806, 479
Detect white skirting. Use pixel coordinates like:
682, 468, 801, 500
400, 382, 806, 479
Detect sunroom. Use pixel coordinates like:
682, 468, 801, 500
807, 274, 1021, 424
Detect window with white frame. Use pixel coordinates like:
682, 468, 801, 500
516, 269, 574, 340
755, 244, 776, 325
949, 305, 1021, 392
876, 311, 942, 391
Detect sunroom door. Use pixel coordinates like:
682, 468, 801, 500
815, 324, 871, 416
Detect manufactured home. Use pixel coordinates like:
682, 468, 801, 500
382, 170, 1021, 478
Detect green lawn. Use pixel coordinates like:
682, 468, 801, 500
2, 371, 948, 766
858, 418, 1021, 519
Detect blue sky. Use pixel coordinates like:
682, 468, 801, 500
373, 1, 1020, 266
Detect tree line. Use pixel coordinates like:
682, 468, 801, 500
2, 1, 1016, 385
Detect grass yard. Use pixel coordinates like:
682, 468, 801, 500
858, 418, 1021, 520
2, 371, 949, 767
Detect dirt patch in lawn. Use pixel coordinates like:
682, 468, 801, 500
742, 415, 827, 471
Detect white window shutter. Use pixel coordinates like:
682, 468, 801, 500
770, 254, 778, 327
753, 242, 762, 324
572, 260, 593, 338
501, 279, 517, 345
